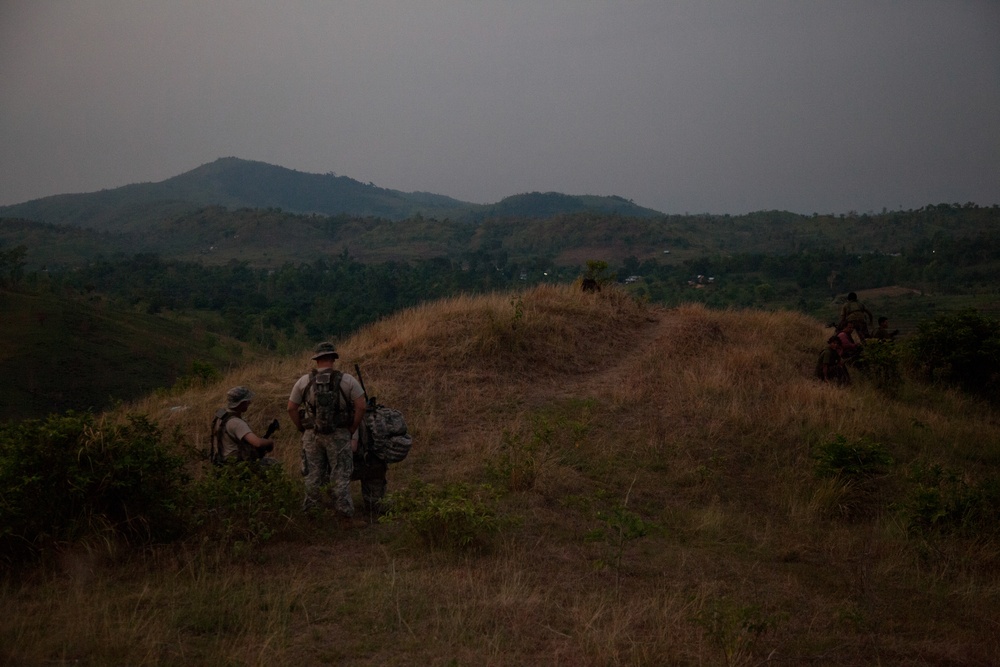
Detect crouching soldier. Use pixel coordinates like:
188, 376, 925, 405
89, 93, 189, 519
211, 386, 278, 465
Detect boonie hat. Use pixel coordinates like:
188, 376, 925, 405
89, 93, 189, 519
312, 342, 339, 360
226, 386, 254, 409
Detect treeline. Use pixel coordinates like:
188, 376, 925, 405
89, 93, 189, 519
622, 231, 1000, 311
41, 252, 574, 351
16, 226, 1000, 354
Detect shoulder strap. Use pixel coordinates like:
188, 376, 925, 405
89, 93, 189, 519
332, 370, 350, 411
303, 369, 319, 412
210, 408, 236, 464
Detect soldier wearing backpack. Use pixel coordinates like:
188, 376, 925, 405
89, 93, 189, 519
839, 292, 874, 341
210, 386, 277, 464
286, 342, 367, 527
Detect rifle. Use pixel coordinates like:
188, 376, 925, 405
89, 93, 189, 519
257, 418, 280, 457
354, 364, 378, 462
355, 364, 369, 401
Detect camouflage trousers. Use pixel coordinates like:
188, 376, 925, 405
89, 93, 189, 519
300, 428, 354, 515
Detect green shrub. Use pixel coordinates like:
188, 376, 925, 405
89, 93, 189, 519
903, 462, 1000, 537
812, 435, 894, 480
0, 412, 189, 565
908, 309, 1000, 398
484, 430, 537, 492
385, 481, 507, 552
188, 462, 299, 552
811, 435, 894, 520
588, 501, 650, 584
858, 339, 902, 394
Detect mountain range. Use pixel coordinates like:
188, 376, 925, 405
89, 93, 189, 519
0, 157, 663, 230
2, 157, 998, 273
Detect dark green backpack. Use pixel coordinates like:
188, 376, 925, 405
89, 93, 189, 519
308, 369, 352, 433
210, 408, 255, 464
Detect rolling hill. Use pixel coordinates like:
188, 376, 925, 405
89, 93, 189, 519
0, 289, 256, 420
4, 284, 999, 664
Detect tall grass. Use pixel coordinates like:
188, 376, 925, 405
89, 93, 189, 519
3, 284, 1000, 665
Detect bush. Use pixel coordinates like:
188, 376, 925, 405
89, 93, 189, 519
0, 413, 189, 565
385, 481, 507, 552
813, 435, 894, 480
188, 462, 299, 552
858, 339, 902, 394
903, 462, 1000, 537
811, 435, 894, 520
908, 309, 1000, 398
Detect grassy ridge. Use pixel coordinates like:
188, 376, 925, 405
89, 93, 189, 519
3, 285, 999, 665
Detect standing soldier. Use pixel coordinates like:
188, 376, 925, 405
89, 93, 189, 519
839, 292, 874, 340
286, 342, 367, 528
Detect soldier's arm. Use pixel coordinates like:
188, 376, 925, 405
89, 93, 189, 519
287, 401, 304, 432
243, 432, 274, 451
350, 396, 365, 435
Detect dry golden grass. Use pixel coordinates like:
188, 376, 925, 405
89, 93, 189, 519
4, 283, 1000, 665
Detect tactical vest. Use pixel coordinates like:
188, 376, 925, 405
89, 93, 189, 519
210, 408, 256, 464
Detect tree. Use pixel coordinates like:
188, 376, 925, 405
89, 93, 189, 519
0, 245, 27, 288
909, 310, 1000, 398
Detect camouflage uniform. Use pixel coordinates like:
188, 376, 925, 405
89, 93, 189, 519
288, 342, 366, 517
839, 293, 873, 340
300, 428, 355, 514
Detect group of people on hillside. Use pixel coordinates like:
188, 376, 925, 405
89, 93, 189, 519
816, 292, 898, 385
211, 342, 388, 529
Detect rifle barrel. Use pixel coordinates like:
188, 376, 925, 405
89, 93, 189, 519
355, 364, 368, 399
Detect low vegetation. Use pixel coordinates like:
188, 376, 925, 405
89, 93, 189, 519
2, 284, 999, 665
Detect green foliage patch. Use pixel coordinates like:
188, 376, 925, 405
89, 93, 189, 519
908, 309, 1000, 398
188, 462, 299, 553
903, 462, 1000, 537
811, 435, 894, 520
384, 481, 508, 553
0, 413, 189, 565
812, 435, 894, 480
858, 338, 902, 394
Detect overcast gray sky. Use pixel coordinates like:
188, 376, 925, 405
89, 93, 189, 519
1, 1, 998, 215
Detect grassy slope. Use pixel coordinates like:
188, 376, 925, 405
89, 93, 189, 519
4, 284, 999, 665
0, 289, 247, 420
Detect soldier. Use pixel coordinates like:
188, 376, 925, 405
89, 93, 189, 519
872, 316, 899, 341
351, 427, 389, 521
839, 292, 874, 340
286, 342, 367, 528
816, 336, 850, 385
210, 386, 277, 465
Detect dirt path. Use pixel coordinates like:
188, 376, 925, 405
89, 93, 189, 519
536, 305, 677, 403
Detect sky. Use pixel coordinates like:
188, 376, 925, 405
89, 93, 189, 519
1, 2, 998, 215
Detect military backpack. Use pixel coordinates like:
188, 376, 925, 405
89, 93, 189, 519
210, 408, 256, 464
306, 368, 353, 433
